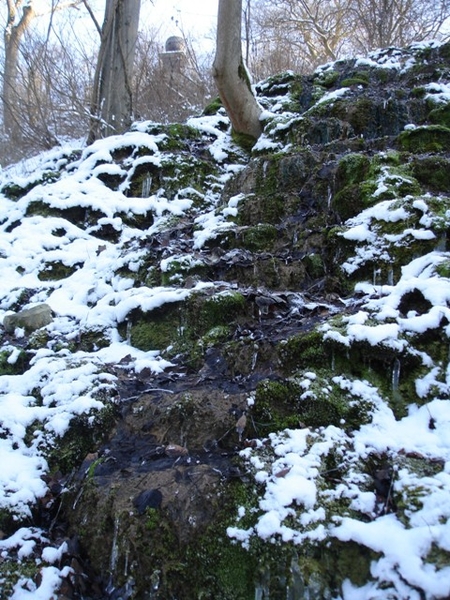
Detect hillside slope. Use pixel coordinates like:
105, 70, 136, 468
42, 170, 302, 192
1, 40, 450, 599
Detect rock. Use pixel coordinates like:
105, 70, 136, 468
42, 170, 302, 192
133, 489, 163, 514
3, 303, 53, 333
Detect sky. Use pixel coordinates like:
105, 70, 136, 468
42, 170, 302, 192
145, 0, 218, 50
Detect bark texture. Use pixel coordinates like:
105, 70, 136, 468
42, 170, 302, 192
89, 0, 141, 142
3, 0, 36, 142
213, 0, 262, 142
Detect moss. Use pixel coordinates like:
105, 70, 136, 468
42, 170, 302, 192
409, 156, 450, 193
428, 102, 450, 128
279, 329, 331, 373
332, 153, 371, 220
231, 128, 257, 152
38, 261, 81, 281
252, 379, 303, 435
435, 259, 450, 278
397, 125, 450, 153
76, 327, 111, 352
186, 291, 248, 338
160, 256, 207, 286
125, 303, 182, 352
0, 171, 60, 200
0, 349, 30, 375
0, 558, 43, 600
202, 97, 223, 116
241, 224, 279, 251
46, 403, 118, 474
317, 70, 339, 89
142, 123, 203, 152
341, 76, 369, 87
25, 200, 104, 228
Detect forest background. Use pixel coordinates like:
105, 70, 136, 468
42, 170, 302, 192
1, 0, 450, 167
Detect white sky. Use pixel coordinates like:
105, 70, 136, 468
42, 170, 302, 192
147, 0, 218, 49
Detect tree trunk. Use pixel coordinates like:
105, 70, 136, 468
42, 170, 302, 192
3, 1, 36, 142
213, 0, 262, 143
89, 0, 141, 142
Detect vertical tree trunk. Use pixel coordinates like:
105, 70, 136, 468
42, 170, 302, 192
213, 0, 262, 143
89, 0, 141, 142
3, 1, 36, 142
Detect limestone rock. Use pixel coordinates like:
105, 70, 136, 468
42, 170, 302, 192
3, 304, 53, 333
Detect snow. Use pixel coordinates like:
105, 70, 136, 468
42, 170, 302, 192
0, 119, 240, 596
1, 37, 450, 600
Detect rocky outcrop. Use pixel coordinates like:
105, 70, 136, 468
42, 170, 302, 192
1, 41, 450, 600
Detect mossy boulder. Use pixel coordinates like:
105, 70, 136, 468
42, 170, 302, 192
397, 125, 450, 153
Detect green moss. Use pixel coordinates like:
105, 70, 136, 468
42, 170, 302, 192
145, 507, 161, 531
38, 261, 81, 281
125, 303, 182, 351
409, 156, 450, 193
341, 76, 369, 87
317, 70, 339, 89
428, 102, 450, 128
46, 403, 117, 474
435, 259, 450, 278
160, 256, 207, 286
231, 128, 257, 151
397, 125, 450, 153
279, 329, 331, 373
0, 349, 30, 375
0, 558, 43, 599
332, 153, 371, 220
77, 327, 111, 352
202, 97, 223, 116
241, 224, 278, 251
0, 171, 60, 200
187, 291, 247, 338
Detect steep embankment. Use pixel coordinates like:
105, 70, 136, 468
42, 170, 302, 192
1, 41, 450, 599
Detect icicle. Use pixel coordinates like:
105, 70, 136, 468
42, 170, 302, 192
141, 174, 152, 198
109, 516, 120, 583
392, 358, 401, 393
251, 347, 258, 371
373, 267, 381, 287
387, 266, 394, 286
126, 320, 132, 344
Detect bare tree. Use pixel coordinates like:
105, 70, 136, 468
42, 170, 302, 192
248, 0, 450, 78
133, 27, 214, 124
351, 0, 450, 53
3, 0, 37, 142
88, 0, 141, 142
213, 0, 262, 144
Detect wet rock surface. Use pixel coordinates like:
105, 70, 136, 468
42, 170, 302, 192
2, 41, 450, 600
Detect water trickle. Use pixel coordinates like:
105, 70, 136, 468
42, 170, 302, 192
255, 566, 270, 599
287, 557, 304, 599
